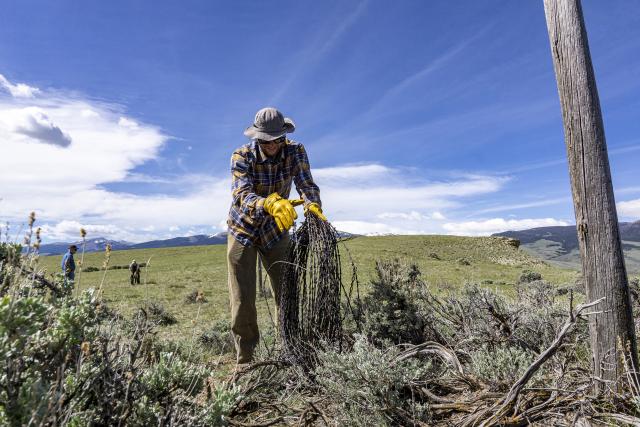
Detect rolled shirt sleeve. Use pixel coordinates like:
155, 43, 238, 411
230, 150, 267, 221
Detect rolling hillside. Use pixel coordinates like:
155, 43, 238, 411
38, 234, 579, 342
494, 221, 640, 272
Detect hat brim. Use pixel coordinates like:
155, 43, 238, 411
243, 118, 295, 140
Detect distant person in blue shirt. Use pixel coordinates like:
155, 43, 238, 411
61, 245, 78, 281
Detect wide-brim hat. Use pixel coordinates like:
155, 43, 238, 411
243, 107, 295, 140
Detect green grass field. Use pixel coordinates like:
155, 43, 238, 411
38, 235, 578, 346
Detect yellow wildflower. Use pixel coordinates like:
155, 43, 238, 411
81, 341, 90, 356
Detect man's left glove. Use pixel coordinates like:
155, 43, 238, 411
305, 202, 327, 221
264, 193, 297, 232
289, 199, 327, 221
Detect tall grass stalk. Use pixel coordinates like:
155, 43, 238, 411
143, 255, 153, 302
97, 243, 112, 297
76, 228, 87, 296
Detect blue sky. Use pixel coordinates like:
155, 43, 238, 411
1, 0, 639, 242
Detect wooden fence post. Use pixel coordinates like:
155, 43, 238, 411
543, 0, 638, 392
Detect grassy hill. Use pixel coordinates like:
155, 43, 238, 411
38, 235, 578, 345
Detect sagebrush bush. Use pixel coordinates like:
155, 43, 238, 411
198, 319, 234, 354
315, 335, 433, 426
136, 300, 177, 326
185, 289, 208, 304
518, 269, 542, 284
470, 344, 536, 391
0, 241, 234, 426
360, 260, 427, 345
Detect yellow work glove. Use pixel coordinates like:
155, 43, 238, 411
289, 199, 327, 221
264, 193, 297, 232
305, 202, 327, 221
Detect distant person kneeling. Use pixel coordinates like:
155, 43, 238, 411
129, 259, 141, 285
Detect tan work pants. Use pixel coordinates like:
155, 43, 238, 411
227, 233, 290, 363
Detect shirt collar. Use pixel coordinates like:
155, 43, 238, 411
254, 139, 286, 163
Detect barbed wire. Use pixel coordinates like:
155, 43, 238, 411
278, 215, 355, 369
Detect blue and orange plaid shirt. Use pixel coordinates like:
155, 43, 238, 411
227, 139, 322, 248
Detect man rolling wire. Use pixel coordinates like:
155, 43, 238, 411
226, 107, 327, 365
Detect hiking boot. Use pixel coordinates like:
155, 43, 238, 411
237, 353, 253, 364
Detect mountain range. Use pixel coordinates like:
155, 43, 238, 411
37, 231, 355, 255
37, 233, 228, 255
493, 221, 640, 272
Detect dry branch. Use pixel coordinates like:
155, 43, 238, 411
472, 297, 605, 427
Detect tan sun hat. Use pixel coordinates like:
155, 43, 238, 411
243, 107, 295, 140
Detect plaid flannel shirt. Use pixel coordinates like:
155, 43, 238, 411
227, 139, 321, 248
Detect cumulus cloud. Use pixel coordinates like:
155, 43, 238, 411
40, 220, 121, 241
377, 211, 447, 221
1, 107, 72, 147
432, 211, 446, 220
316, 168, 506, 221
313, 163, 391, 182
442, 218, 570, 236
0, 74, 40, 98
118, 117, 139, 128
332, 220, 428, 236
377, 211, 429, 221
618, 199, 640, 219
0, 76, 197, 241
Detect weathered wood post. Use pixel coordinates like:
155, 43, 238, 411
543, 0, 638, 392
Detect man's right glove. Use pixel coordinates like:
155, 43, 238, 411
264, 193, 297, 232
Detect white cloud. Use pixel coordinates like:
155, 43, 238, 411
81, 109, 99, 118
0, 75, 541, 243
377, 211, 430, 221
39, 220, 120, 241
618, 199, 640, 219
316, 168, 506, 221
442, 218, 570, 236
313, 163, 391, 182
0, 74, 40, 98
432, 211, 446, 220
475, 197, 570, 214
0, 76, 233, 242
1, 106, 72, 147
332, 220, 428, 236
118, 116, 139, 128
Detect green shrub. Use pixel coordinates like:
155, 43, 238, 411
140, 352, 207, 399
0, 238, 235, 426
136, 301, 177, 326
515, 279, 554, 308
470, 344, 536, 391
198, 319, 234, 353
201, 383, 242, 425
360, 260, 426, 345
315, 336, 433, 426
518, 269, 542, 284
185, 289, 208, 304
